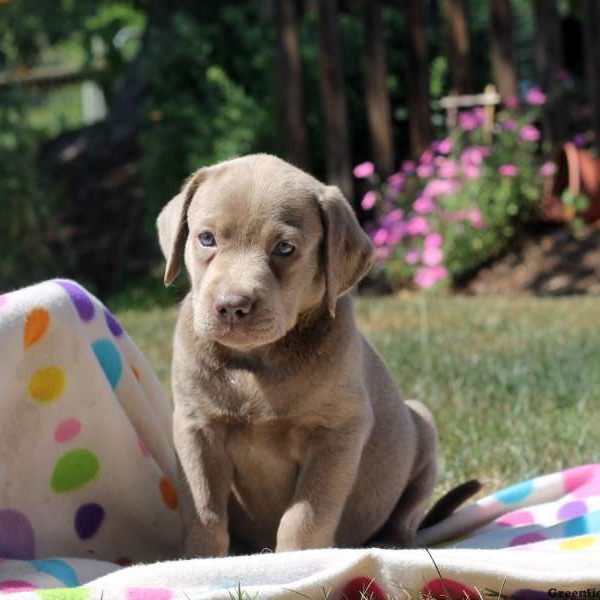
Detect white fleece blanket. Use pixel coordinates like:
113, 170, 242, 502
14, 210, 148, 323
1, 280, 599, 599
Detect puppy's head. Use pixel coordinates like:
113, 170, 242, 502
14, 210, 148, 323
157, 154, 373, 351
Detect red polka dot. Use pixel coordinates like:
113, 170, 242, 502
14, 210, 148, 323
509, 532, 546, 547
496, 510, 535, 527
54, 418, 82, 443
159, 478, 178, 511
421, 577, 479, 600
337, 577, 387, 600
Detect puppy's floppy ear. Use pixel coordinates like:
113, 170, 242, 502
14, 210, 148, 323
318, 185, 375, 317
156, 169, 207, 286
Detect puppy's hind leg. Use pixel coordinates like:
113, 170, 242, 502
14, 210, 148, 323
369, 400, 438, 548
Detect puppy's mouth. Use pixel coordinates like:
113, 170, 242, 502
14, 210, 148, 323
206, 318, 283, 349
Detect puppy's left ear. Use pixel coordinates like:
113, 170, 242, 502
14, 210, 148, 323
156, 168, 207, 286
318, 185, 375, 317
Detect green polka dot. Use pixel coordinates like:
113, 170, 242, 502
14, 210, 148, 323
38, 588, 91, 600
51, 449, 99, 493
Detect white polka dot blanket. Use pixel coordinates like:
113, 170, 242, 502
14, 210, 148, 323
0, 280, 599, 599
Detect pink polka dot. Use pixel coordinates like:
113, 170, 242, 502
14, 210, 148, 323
137, 435, 151, 458
563, 465, 600, 498
0, 580, 38, 593
54, 418, 82, 443
509, 532, 546, 547
0, 295, 7, 308
496, 510, 535, 527
126, 588, 173, 600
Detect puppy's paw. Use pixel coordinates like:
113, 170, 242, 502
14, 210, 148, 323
182, 525, 229, 558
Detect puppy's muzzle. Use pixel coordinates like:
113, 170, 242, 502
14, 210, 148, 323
213, 292, 255, 325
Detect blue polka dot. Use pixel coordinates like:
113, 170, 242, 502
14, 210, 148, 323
30, 559, 79, 587
494, 479, 534, 504
564, 510, 600, 538
92, 338, 122, 390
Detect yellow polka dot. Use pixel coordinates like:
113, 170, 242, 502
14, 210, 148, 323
28, 366, 66, 403
24, 307, 50, 349
560, 535, 597, 550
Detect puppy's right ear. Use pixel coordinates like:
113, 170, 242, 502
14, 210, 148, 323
157, 169, 207, 286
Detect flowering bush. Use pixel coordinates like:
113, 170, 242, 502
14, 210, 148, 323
355, 88, 549, 289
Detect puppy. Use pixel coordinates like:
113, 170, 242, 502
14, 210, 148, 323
157, 154, 438, 556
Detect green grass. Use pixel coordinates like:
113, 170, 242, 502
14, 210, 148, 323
115, 293, 600, 497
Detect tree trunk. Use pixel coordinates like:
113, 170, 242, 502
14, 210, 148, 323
362, 0, 394, 177
444, 0, 472, 95
583, 0, 600, 146
533, 0, 567, 144
489, 0, 518, 100
404, 0, 432, 157
317, 0, 353, 199
273, 0, 310, 170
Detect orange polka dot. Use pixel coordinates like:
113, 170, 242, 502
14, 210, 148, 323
159, 477, 179, 511
131, 366, 141, 382
24, 308, 50, 349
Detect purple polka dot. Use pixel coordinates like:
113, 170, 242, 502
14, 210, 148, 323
55, 280, 95, 322
0, 510, 35, 559
509, 532, 546, 547
75, 503, 105, 540
104, 309, 123, 337
557, 500, 588, 521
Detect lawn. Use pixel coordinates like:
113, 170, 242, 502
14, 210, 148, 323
116, 294, 600, 499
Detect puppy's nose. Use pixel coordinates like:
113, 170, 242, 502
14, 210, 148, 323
214, 293, 254, 322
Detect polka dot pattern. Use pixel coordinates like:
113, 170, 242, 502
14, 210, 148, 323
38, 589, 91, 600
496, 510, 534, 527
0, 509, 35, 559
421, 577, 480, 600
557, 500, 587, 521
509, 532, 546, 547
54, 418, 82, 443
126, 588, 173, 600
0, 294, 8, 308
74, 503, 104, 540
51, 449, 100, 493
55, 280, 95, 322
159, 478, 178, 511
24, 308, 50, 349
494, 479, 534, 505
104, 309, 123, 337
28, 366, 66, 403
0, 580, 37, 592
30, 559, 79, 588
92, 338, 123, 390
560, 534, 597, 550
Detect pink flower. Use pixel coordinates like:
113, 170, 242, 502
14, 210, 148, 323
405, 249, 420, 265
498, 164, 518, 177
520, 125, 541, 142
505, 95, 520, 110
420, 149, 435, 165
437, 158, 459, 179
375, 247, 392, 261
540, 161, 556, 177
502, 119, 518, 131
402, 160, 416, 174
526, 86, 546, 106
458, 110, 479, 131
467, 209, 484, 229
416, 164, 435, 178
387, 172, 405, 191
387, 220, 407, 244
423, 179, 459, 198
361, 191, 377, 210
372, 227, 388, 247
381, 208, 404, 227
462, 164, 480, 180
413, 195, 436, 214
406, 216, 430, 236
414, 265, 449, 289
424, 233, 443, 249
460, 146, 489, 180
353, 161, 375, 178
436, 138, 453, 155
422, 246, 444, 266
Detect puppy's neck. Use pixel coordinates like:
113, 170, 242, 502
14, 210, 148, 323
206, 299, 343, 378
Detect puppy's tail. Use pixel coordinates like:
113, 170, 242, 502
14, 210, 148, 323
418, 479, 482, 530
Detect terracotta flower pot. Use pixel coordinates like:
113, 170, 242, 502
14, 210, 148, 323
542, 142, 600, 223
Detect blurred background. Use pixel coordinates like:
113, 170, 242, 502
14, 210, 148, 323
1, 0, 599, 299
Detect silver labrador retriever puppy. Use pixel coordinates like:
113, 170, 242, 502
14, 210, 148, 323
157, 154, 438, 557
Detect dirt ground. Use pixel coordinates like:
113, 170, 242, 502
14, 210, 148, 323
462, 224, 600, 296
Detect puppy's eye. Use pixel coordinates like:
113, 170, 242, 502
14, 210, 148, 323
273, 241, 296, 257
198, 231, 216, 247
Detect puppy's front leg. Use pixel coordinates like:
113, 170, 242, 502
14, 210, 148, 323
276, 415, 372, 551
173, 410, 232, 557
